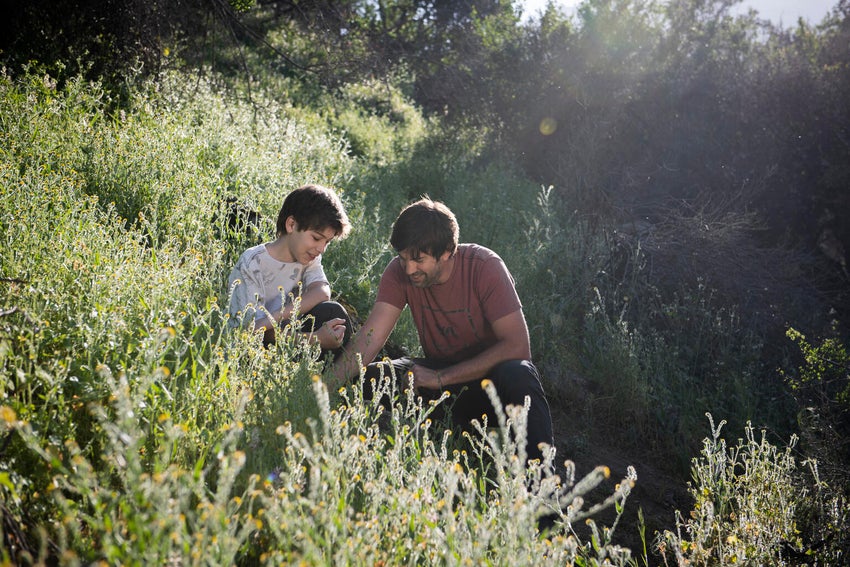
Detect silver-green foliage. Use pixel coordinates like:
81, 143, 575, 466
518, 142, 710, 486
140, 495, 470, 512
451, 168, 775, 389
659, 415, 803, 565
2, 363, 638, 565
0, 66, 638, 565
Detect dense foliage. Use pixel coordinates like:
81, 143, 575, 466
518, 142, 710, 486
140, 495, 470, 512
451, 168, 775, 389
2, 0, 850, 564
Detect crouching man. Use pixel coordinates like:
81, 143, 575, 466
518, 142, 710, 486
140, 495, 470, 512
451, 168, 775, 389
332, 197, 554, 464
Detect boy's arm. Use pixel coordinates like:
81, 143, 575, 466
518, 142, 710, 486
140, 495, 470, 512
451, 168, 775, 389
328, 301, 402, 388
255, 281, 335, 346
281, 280, 331, 322
255, 280, 331, 329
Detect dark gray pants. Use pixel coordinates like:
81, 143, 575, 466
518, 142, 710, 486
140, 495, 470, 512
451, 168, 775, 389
264, 300, 353, 360
363, 357, 555, 464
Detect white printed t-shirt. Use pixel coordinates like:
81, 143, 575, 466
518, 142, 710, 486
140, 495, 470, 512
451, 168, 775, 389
227, 243, 328, 328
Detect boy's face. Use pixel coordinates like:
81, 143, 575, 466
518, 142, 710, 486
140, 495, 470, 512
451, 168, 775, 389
397, 248, 452, 288
285, 217, 336, 264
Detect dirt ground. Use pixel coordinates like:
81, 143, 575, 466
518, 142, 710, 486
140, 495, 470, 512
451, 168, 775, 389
549, 402, 693, 560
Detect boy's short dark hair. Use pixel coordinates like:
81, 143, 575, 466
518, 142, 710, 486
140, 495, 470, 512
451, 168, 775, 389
276, 184, 351, 238
390, 197, 459, 258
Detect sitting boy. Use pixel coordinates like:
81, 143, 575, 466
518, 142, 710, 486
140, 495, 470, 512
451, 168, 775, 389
227, 184, 353, 356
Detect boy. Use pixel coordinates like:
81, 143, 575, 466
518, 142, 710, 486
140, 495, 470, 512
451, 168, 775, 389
228, 184, 352, 354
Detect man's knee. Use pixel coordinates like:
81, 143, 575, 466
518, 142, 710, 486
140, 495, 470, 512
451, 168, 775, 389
489, 360, 544, 396
360, 358, 414, 405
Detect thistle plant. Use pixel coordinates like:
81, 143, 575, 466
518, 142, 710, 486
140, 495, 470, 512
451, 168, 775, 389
247, 369, 637, 566
658, 414, 802, 566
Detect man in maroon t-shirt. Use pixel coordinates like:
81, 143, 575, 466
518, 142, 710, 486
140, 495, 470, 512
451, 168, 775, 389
333, 198, 554, 464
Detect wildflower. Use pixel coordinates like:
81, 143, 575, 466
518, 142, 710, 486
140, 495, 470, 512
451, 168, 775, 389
0, 406, 17, 426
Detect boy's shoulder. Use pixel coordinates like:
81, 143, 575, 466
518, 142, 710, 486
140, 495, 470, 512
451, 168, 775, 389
235, 243, 269, 266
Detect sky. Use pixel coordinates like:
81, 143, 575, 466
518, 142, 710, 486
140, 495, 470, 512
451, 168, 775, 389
518, 0, 839, 27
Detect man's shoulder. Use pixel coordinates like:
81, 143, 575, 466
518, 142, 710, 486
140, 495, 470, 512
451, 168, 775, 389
457, 243, 507, 271
457, 243, 501, 261
379, 255, 405, 285
457, 244, 516, 290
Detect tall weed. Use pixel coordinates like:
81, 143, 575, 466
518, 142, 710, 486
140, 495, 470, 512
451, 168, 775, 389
659, 415, 804, 566
1, 65, 640, 566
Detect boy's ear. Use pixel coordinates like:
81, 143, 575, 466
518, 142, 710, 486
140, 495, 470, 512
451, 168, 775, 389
284, 215, 298, 234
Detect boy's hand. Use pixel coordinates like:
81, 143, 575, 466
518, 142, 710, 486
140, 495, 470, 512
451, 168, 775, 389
316, 318, 346, 349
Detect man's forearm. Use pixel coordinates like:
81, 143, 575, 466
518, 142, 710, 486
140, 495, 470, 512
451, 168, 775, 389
437, 339, 530, 386
327, 300, 402, 387
333, 331, 383, 380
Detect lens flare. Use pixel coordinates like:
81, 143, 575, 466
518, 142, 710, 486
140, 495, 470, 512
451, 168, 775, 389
539, 117, 557, 136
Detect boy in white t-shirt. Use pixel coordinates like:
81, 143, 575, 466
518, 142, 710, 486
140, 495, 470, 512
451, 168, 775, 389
228, 184, 353, 356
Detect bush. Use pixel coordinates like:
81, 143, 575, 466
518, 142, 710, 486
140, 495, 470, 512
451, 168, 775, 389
0, 65, 640, 566
659, 414, 849, 566
659, 415, 801, 565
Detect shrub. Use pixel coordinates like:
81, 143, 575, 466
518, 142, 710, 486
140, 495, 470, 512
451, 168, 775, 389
784, 325, 850, 440
658, 415, 801, 565
782, 324, 850, 562
0, 65, 641, 566
656, 413, 850, 566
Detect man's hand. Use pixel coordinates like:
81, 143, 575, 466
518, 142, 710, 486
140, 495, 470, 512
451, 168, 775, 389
314, 318, 346, 349
411, 364, 444, 391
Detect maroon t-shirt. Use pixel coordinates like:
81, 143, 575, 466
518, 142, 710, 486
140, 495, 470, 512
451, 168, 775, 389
376, 244, 522, 363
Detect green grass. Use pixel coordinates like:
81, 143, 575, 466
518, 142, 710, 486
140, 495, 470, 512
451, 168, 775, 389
3, 57, 846, 565
0, 67, 638, 565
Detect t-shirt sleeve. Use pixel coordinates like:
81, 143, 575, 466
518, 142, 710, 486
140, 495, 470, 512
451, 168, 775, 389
302, 257, 329, 288
375, 258, 408, 309
227, 251, 264, 326
478, 255, 522, 323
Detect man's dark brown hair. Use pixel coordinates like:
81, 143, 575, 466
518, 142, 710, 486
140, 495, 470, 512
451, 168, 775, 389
390, 197, 459, 258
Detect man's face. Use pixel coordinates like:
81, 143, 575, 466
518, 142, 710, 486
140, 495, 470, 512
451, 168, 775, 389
398, 249, 451, 288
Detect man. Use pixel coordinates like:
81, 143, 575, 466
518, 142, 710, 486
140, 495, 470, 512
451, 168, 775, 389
228, 184, 352, 354
333, 197, 554, 464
